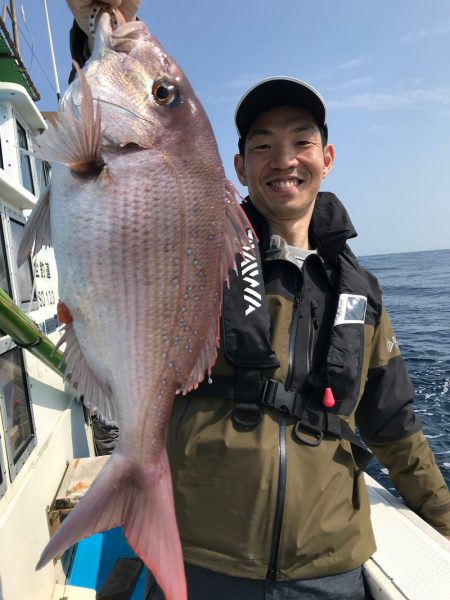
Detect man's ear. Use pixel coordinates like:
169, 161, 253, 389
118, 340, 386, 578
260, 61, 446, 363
322, 143, 335, 179
234, 154, 247, 186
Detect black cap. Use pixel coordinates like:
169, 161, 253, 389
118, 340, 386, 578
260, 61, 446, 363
235, 76, 328, 147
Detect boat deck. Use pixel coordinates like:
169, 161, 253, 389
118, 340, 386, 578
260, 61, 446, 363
51, 472, 450, 600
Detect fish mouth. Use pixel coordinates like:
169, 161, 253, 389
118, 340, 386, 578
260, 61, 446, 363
92, 13, 150, 55
266, 177, 304, 190
111, 21, 151, 46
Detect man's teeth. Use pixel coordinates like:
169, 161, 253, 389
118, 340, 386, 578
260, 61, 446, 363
270, 179, 299, 189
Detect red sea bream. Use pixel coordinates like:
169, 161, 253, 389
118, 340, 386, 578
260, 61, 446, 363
19, 13, 252, 600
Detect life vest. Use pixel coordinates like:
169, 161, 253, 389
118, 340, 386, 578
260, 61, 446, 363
191, 194, 377, 469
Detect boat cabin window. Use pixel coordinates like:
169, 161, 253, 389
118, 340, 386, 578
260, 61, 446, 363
0, 137, 4, 170
0, 225, 11, 298
16, 120, 35, 195
8, 217, 37, 310
35, 159, 50, 191
0, 217, 12, 339
0, 440, 5, 498
0, 346, 36, 480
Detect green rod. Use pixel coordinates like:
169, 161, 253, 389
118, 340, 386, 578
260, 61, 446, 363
0, 287, 64, 375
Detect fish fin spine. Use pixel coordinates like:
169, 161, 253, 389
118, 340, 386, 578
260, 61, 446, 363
57, 322, 116, 425
223, 179, 257, 286
179, 180, 255, 393
34, 62, 104, 174
178, 317, 218, 393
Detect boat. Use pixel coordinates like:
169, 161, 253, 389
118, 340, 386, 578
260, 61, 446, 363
0, 5, 448, 600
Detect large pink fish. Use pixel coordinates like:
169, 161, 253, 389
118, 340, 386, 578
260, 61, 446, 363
19, 13, 252, 600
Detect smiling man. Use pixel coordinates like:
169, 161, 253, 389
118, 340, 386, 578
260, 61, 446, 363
234, 88, 334, 249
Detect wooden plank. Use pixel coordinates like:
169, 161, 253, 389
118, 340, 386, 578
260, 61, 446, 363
54, 456, 110, 509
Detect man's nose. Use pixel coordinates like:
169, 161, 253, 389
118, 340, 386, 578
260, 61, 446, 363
269, 144, 298, 170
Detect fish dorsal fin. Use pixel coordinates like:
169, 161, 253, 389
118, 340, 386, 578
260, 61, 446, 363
56, 323, 117, 426
179, 180, 255, 394
221, 179, 256, 285
17, 188, 51, 266
35, 63, 104, 175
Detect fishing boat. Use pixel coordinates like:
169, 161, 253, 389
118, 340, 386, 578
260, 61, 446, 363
0, 4, 448, 600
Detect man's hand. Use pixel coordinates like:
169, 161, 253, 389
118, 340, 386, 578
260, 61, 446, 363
66, 1, 140, 36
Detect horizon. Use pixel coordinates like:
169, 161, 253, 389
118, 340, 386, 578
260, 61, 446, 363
358, 246, 450, 259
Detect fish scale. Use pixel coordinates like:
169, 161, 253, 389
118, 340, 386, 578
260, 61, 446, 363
18, 14, 253, 600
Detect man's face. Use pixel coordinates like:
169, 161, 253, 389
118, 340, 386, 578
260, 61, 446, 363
234, 105, 334, 225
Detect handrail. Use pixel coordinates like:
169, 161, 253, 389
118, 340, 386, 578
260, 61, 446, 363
0, 287, 64, 375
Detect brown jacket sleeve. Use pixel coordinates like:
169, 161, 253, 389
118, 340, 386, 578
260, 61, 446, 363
370, 431, 450, 536
357, 305, 450, 535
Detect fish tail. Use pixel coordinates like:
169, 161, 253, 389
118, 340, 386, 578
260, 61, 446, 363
36, 451, 186, 600
123, 451, 186, 600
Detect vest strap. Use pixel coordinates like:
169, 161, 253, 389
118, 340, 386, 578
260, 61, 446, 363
233, 369, 263, 427
189, 376, 373, 470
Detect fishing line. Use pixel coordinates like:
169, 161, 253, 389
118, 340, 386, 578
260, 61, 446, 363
19, 1, 33, 69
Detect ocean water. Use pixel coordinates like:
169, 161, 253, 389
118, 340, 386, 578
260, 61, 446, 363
359, 249, 450, 491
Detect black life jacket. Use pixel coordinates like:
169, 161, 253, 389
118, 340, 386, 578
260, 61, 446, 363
193, 193, 378, 469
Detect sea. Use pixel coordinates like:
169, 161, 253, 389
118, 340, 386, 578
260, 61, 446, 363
358, 248, 450, 492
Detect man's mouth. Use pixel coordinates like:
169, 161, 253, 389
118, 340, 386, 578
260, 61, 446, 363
268, 178, 303, 190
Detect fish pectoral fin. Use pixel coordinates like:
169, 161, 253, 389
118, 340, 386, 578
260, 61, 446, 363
57, 323, 117, 425
36, 452, 186, 600
17, 188, 52, 265
35, 63, 104, 175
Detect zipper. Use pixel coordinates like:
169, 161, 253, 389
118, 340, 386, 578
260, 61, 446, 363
266, 410, 287, 581
307, 301, 319, 374
285, 274, 302, 390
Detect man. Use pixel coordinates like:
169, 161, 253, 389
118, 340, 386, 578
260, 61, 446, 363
67, 3, 450, 599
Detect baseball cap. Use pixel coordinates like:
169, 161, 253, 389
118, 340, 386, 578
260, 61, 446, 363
235, 76, 328, 147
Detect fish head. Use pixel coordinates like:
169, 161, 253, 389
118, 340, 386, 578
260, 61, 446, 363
66, 14, 219, 165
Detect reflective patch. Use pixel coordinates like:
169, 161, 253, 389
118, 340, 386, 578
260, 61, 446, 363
334, 294, 367, 326
386, 336, 398, 352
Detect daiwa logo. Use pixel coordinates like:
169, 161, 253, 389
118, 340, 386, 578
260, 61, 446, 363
386, 336, 398, 353
240, 229, 262, 317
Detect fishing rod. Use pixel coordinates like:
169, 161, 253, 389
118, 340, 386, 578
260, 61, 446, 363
42, 0, 61, 101
0, 287, 64, 376
8, 0, 19, 54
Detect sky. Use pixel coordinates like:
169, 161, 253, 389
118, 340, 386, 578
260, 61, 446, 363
7, 0, 450, 256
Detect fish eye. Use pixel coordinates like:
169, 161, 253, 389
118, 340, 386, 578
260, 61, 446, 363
152, 79, 177, 106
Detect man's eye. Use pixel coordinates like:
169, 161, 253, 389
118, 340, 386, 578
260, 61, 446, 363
253, 143, 270, 150
295, 140, 310, 146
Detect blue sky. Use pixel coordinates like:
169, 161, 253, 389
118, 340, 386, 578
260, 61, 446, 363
12, 0, 450, 256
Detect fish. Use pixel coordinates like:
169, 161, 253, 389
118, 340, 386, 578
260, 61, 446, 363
18, 12, 253, 600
